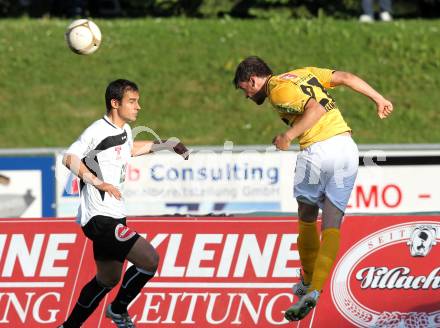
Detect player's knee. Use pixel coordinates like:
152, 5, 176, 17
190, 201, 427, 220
298, 201, 319, 221
98, 275, 120, 288
148, 248, 160, 272
321, 199, 344, 229
321, 215, 343, 230
137, 248, 159, 273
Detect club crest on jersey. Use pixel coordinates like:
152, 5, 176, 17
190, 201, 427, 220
114, 224, 136, 242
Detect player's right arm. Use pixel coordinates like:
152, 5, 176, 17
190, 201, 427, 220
330, 71, 393, 119
63, 126, 121, 200
63, 154, 121, 200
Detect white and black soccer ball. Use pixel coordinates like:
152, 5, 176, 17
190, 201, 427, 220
65, 19, 102, 55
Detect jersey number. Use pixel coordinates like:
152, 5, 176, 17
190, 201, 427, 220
300, 77, 335, 109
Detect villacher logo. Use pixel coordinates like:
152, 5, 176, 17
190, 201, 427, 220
331, 221, 440, 328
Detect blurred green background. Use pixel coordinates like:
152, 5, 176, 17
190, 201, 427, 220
0, 6, 439, 147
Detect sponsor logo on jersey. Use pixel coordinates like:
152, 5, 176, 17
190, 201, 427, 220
280, 73, 297, 80
275, 104, 301, 114
114, 223, 136, 242
331, 221, 440, 328
115, 145, 122, 160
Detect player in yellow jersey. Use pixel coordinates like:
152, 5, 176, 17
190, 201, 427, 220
233, 56, 393, 321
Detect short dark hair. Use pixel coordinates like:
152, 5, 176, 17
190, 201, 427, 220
233, 56, 273, 88
105, 79, 139, 113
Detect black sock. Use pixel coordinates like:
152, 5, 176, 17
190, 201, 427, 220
63, 277, 112, 328
111, 266, 155, 314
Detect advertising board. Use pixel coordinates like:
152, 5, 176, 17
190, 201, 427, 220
1, 215, 439, 327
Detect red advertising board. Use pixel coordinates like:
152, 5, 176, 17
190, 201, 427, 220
0, 216, 439, 327
311, 216, 440, 328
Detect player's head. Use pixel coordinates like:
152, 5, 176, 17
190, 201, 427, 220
233, 56, 272, 105
105, 79, 140, 122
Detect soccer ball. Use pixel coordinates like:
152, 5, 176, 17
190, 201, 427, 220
65, 19, 102, 55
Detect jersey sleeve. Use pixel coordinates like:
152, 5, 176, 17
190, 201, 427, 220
65, 126, 95, 159
305, 67, 335, 89
270, 82, 311, 114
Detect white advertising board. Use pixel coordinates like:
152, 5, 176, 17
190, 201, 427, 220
0, 170, 42, 217
56, 150, 440, 216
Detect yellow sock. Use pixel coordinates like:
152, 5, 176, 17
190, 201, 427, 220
297, 220, 320, 284
309, 228, 340, 292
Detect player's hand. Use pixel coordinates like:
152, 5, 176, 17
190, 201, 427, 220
152, 138, 190, 160
272, 133, 292, 151
96, 182, 121, 200
377, 98, 393, 119
172, 141, 190, 160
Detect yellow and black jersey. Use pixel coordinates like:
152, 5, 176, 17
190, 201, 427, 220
266, 67, 351, 149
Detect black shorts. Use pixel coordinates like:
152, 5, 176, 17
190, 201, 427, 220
82, 215, 140, 262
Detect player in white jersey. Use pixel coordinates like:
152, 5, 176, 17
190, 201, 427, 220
58, 79, 189, 328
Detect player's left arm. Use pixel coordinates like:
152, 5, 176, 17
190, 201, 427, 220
330, 71, 393, 119
132, 140, 155, 156
132, 139, 189, 160
273, 98, 326, 150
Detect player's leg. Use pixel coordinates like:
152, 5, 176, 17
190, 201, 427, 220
293, 145, 323, 293
296, 201, 320, 289
379, 0, 392, 20
108, 237, 159, 317
284, 201, 320, 322
287, 202, 341, 322
379, 0, 392, 14
61, 260, 123, 328
286, 199, 344, 321
285, 144, 323, 322
286, 135, 358, 321
308, 135, 358, 294
308, 198, 343, 293
362, 0, 374, 17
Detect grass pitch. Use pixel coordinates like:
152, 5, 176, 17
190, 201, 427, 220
0, 18, 439, 147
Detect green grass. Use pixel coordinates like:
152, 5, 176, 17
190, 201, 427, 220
0, 17, 439, 148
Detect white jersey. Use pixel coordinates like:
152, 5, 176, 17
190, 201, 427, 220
66, 116, 133, 226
